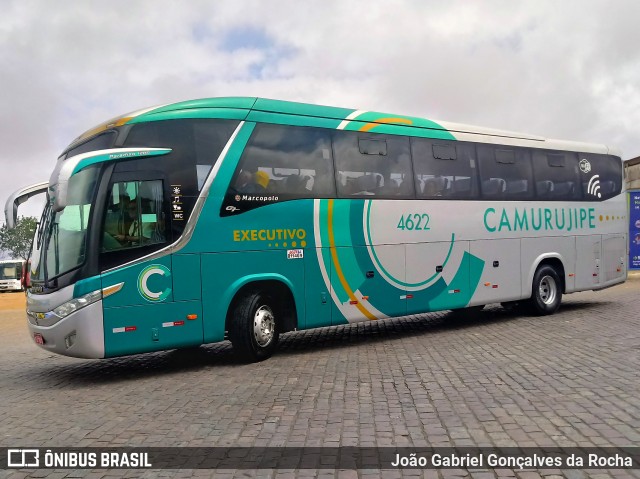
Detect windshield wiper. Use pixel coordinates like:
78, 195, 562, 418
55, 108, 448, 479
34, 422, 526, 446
36, 202, 51, 250
53, 222, 60, 279
42, 210, 57, 284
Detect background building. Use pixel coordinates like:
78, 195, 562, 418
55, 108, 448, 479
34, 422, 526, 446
626, 156, 640, 270
625, 156, 640, 190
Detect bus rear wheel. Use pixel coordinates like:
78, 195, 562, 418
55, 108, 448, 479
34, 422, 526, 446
229, 290, 279, 362
527, 265, 562, 315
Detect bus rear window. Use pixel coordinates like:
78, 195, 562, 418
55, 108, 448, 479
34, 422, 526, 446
578, 154, 622, 201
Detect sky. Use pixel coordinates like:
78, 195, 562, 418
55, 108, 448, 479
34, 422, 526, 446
1, 0, 639, 226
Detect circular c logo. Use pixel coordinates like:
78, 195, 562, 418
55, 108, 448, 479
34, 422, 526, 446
138, 264, 171, 302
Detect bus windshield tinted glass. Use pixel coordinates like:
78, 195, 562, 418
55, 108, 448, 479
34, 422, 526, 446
0, 264, 18, 280
34, 166, 100, 281
29, 203, 50, 282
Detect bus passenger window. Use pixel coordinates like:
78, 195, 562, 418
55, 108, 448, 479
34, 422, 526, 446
411, 139, 477, 199
532, 151, 581, 201
230, 124, 335, 198
222, 124, 336, 215
478, 145, 533, 200
334, 131, 412, 198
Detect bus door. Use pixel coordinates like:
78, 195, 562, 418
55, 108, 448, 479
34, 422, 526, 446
99, 176, 203, 357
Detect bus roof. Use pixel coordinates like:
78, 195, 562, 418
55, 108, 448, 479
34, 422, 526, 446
70, 96, 619, 157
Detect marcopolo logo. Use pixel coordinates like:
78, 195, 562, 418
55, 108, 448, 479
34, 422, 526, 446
137, 264, 172, 302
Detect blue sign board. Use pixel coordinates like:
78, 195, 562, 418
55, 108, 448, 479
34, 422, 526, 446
630, 191, 640, 269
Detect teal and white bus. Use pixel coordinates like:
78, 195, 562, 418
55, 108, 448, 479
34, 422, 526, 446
4, 97, 627, 361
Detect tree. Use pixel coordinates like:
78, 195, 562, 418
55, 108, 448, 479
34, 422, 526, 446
0, 216, 38, 260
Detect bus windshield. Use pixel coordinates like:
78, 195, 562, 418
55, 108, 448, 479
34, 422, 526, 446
31, 165, 100, 282
0, 263, 20, 280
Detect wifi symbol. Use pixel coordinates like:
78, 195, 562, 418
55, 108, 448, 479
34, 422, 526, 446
587, 175, 601, 198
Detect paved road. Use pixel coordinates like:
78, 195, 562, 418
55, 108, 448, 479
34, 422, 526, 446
0, 277, 639, 478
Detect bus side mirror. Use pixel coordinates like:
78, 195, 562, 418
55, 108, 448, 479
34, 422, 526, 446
4, 182, 48, 229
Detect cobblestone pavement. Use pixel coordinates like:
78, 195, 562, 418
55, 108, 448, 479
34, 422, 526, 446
0, 277, 639, 478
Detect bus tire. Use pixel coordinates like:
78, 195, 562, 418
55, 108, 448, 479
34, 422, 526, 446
528, 265, 562, 315
229, 290, 279, 362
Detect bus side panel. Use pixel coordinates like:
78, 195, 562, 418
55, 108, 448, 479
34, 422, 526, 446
319, 200, 409, 323
602, 234, 626, 284
102, 256, 204, 357
574, 235, 602, 290
103, 301, 203, 357
520, 236, 576, 296
172, 254, 202, 301
201, 250, 305, 343
469, 238, 521, 305
304, 247, 332, 329
330, 245, 406, 324
406, 240, 478, 314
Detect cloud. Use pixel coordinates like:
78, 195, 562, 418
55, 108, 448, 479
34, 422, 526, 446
2, 0, 640, 224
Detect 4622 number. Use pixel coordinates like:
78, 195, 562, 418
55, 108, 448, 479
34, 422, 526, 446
397, 213, 430, 231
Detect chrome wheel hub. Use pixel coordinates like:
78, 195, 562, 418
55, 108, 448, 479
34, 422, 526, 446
539, 275, 557, 305
253, 305, 275, 347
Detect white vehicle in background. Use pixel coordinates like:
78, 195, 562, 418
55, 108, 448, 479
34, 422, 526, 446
0, 259, 26, 292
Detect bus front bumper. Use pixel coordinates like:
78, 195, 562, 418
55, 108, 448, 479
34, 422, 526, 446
27, 300, 105, 359
0, 281, 22, 291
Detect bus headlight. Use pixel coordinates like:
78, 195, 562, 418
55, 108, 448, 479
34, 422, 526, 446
28, 290, 102, 327
53, 290, 102, 319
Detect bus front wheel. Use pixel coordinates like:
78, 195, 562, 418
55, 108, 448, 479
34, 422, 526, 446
229, 290, 280, 362
528, 265, 562, 315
